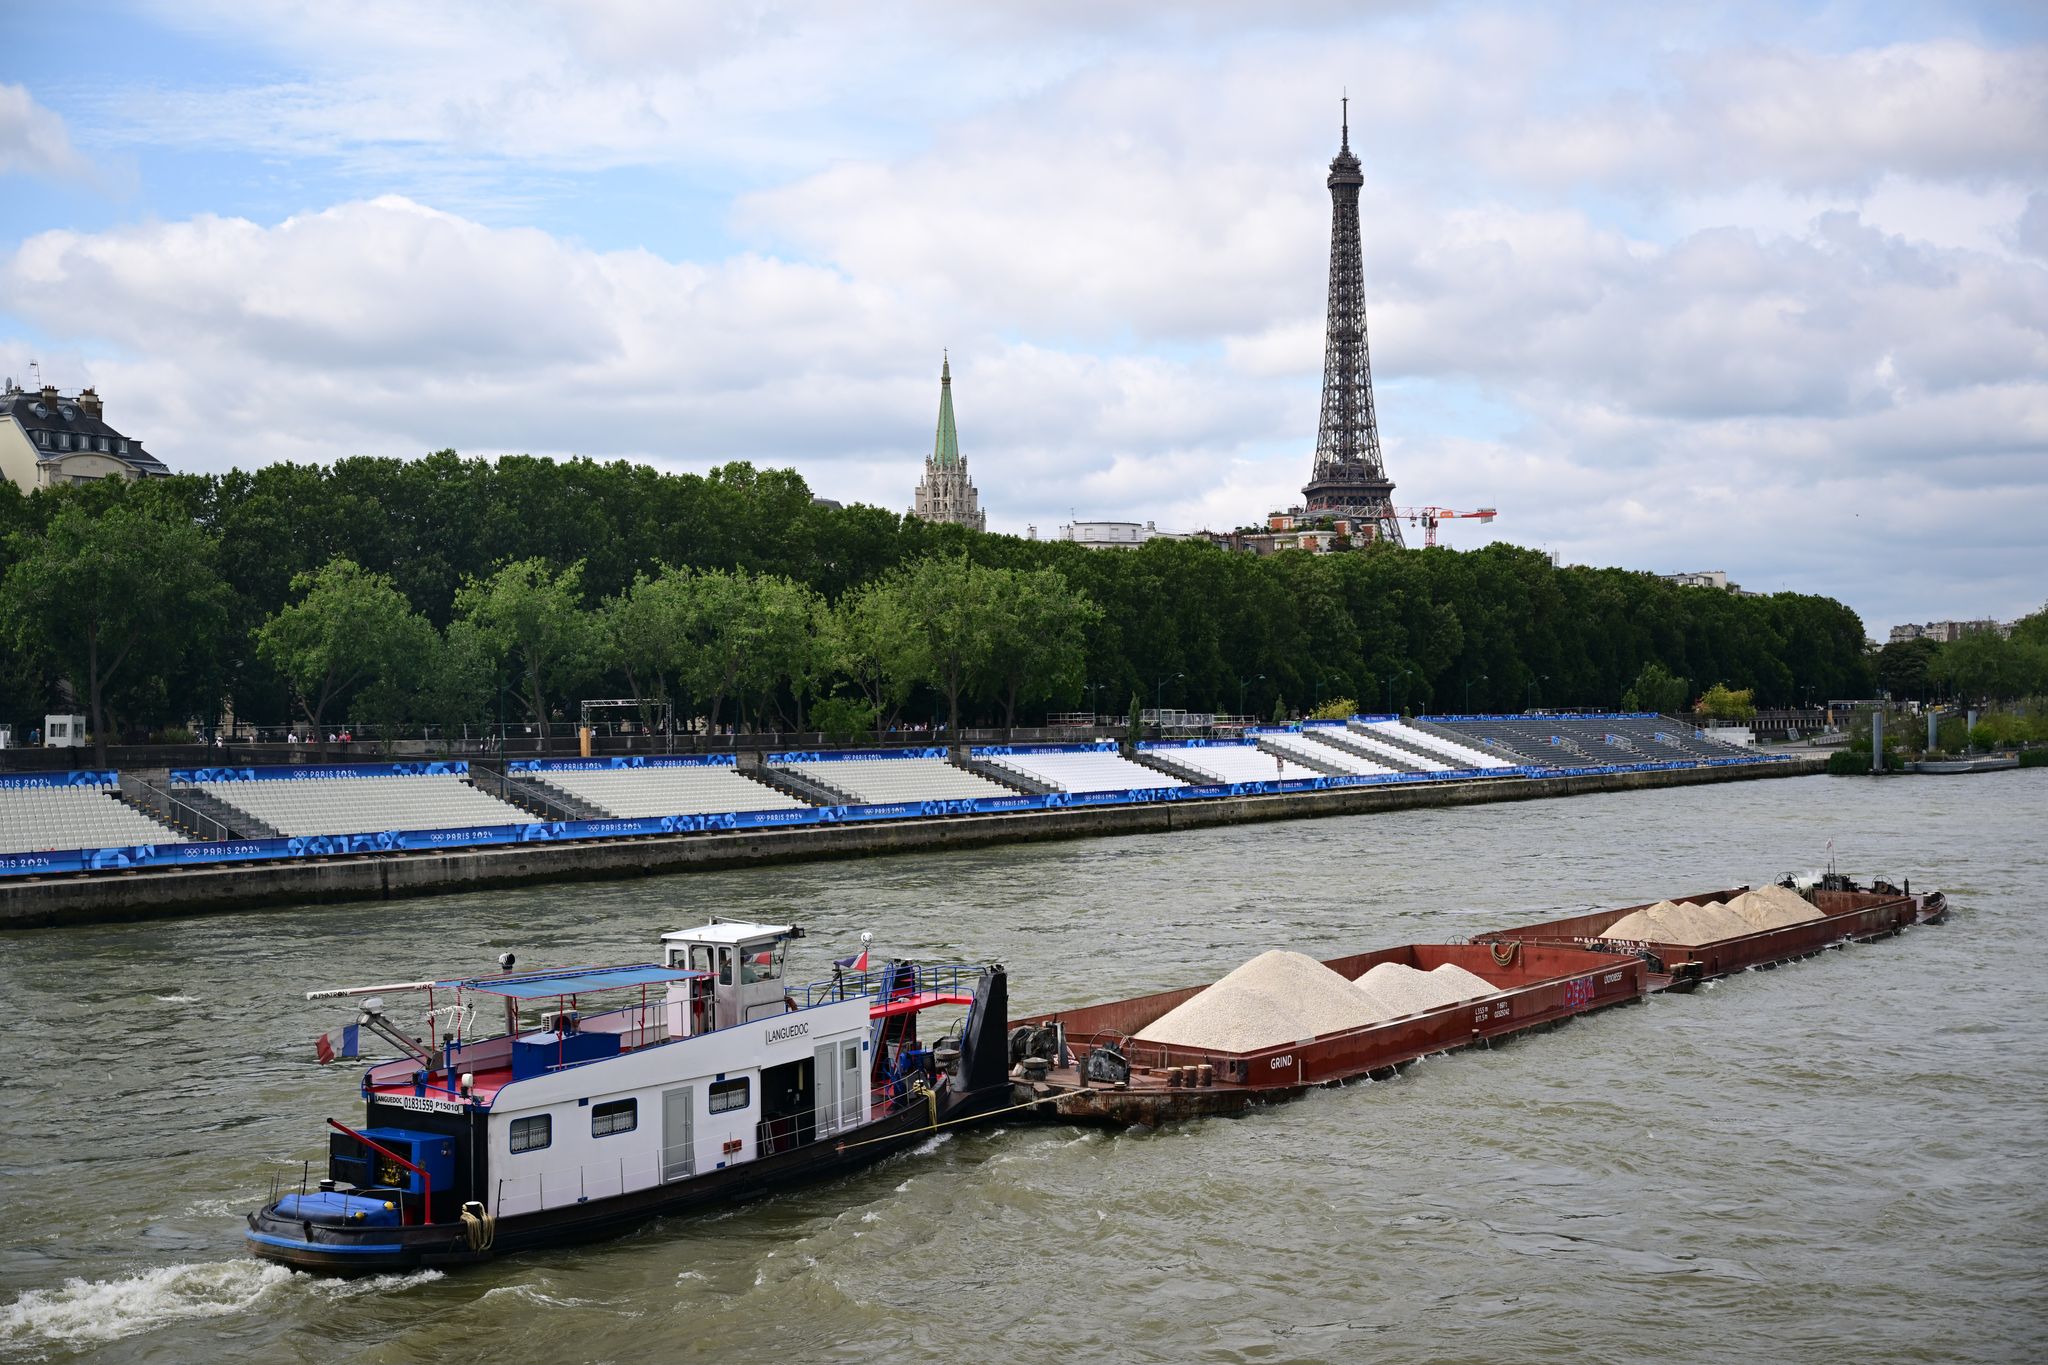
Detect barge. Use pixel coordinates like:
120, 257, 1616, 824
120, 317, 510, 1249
1469, 876, 1945, 989
1005, 943, 1645, 1126
246, 921, 1009, 1274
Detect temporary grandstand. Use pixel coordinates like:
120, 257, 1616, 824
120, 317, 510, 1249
1142, 741, 1322, 783
1433, 714, 1762, 767
1253, 730, 1400, 777
1353, 718, 1517, 770
1301, 722, 1447, 772
0, 781, 186, 854
978, 745, 1188, 794
773, 755, 1013, 804
522, 762, 809, 818
191, 770, 532, 836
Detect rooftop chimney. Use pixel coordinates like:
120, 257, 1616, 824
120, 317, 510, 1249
40, 385, 59, 405
77, 388, 102, 421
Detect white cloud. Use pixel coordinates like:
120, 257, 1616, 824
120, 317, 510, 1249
1485, 39, 2048, 194
0, 83, 92, 182
5, 4, 2046, 636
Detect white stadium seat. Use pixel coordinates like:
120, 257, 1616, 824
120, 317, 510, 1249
528, 765, 810, 818
0, 783, 188, 854
195, 773, 530, 836
1145, 742, 1322, 782
977, 749, 1187, 794
1253, 732, 1398, 777
1359, 719, 1513, 770
781, 758, 1012, 803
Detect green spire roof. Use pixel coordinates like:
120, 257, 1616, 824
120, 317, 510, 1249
931, 353, 960, 468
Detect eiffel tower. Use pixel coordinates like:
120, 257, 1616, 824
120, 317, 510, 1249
1299, 98, 1402, 545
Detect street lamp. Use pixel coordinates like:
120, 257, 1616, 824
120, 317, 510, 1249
1237, 674, 1264, 720
1384, 668, 1410, 715
1527, 674, 1547, 711
1465, 673, 1487, 712
1154, 671, 1184, 717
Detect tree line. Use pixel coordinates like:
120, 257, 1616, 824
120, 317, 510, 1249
1, 452, 1888, 765
1872, 620, 2048, 707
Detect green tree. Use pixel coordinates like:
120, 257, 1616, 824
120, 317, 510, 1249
894, 555, 995, 734
1875, 637, 1943, 701
1933, 628, 2038, 703
1622, 661, 1690, 714
603, 568, 698, 738
979, 566, 1101, 727
828, 579, 920, 730
811, 694, 879, 743
1, 501, 229, 766
420, 619, 498, 744
453, 558, 600, 753
255, 557, 436, 757
747, 576, 828, 732
671, 569, 822, 734
1695, 682, 1757, 721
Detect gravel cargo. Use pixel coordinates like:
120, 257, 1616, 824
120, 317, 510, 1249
1600, 898, 1757, 946
1135, 950, 1389, 1052
1354, 962, 1499, 1016
1429, 963, 1501, 999
1725, 885, 1823, 930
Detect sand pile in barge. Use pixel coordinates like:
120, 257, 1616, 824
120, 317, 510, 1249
1354, 962, 1499, 1016
1724, 885, 1824, 930
1599, 898, 1755, 946
1135, 950, 1386, 1052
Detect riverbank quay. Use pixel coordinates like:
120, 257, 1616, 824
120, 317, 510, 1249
0, 755, 1823, 930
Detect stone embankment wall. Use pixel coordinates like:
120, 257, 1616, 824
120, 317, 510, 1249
0, 756, 1826, 930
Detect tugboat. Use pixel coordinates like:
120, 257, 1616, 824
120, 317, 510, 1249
246, 921, 1009, 1274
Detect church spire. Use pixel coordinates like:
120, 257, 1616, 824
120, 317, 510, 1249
931, 351, 959, 468
910, 351, 985, 530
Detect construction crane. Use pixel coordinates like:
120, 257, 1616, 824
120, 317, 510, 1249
1394, 506, 1497, 548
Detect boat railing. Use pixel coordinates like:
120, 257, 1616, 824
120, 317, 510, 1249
574, 1001, 668, 1050
793, 962, 984, 1010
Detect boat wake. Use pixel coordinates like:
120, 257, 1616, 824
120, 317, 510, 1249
0, 1260, 440, 1349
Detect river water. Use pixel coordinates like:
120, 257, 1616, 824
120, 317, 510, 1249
1, 771, 2043, 1363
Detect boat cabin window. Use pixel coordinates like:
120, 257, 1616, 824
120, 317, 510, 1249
690, 945, 714, 975
739, 940, 785, 984
708, 1078, 750, 1114
510, 1114, 551, 1153
592, 1098, 637, 1137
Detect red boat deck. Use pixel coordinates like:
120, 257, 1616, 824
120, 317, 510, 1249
870, 990, 976, 1019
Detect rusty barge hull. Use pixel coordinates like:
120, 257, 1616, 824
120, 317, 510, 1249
1012, 944, 1645, 1126
1469, 885, 1945, 987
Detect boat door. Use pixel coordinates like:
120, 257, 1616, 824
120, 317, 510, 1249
815, 1038, 865, 1134
661, 1086, 694, 1182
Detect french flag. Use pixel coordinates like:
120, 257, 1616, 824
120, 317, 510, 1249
834, 948, 869, 972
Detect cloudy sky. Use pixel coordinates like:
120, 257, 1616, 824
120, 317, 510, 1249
2, 1, 2043, 635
